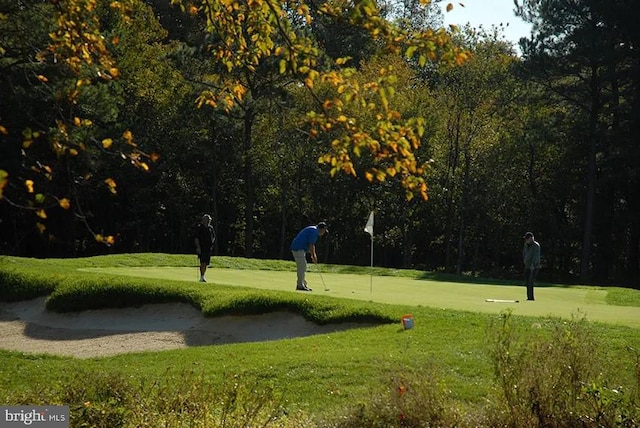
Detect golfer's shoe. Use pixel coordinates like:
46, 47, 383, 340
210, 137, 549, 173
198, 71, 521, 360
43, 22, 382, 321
296, 284, 312, 291
199, 277, 207, 282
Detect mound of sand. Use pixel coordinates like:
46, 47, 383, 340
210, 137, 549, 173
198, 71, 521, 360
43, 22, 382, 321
0, 298, 369, 358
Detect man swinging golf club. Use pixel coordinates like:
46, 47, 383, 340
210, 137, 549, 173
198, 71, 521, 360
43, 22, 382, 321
290, 222, 328, 291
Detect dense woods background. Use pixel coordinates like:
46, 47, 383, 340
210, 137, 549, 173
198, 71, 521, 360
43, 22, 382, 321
1, 0, 639, 287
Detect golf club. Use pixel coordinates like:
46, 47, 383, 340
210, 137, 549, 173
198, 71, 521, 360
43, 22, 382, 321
317, 263, 329, 291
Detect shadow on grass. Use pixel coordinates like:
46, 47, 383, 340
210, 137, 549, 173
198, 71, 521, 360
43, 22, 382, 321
414, 271, 562, 288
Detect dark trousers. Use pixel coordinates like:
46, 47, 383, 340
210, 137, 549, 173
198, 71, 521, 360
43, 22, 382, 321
524, 268, 537, 300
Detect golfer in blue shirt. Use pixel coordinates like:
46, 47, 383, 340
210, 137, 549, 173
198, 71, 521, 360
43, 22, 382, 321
290, 222, 328, 291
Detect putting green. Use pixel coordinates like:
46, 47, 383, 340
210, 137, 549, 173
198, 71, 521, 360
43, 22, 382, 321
81, 267, 640, 329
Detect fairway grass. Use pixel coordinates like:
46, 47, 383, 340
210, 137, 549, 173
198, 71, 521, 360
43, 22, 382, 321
3, 255, 640, 424
82, 266, 640, 329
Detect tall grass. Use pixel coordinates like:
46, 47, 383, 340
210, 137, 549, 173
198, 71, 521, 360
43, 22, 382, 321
486, 311, 640, 427
8, 369, 308, 428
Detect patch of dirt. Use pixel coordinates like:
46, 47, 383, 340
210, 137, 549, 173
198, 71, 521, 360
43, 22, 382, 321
0, 298, 368, 358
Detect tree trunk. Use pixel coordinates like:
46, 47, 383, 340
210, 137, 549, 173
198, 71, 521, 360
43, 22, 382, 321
279, 184, 287, 260
455, 220, 464, 276
444, 111, 461, 272
580, 63, 601, 283
244, 109, 255, 258
403, 222, 413, 268
211, 179, 219, 255
628, 56, 640, 282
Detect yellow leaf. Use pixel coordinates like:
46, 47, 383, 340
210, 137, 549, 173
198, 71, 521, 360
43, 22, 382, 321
59, 198, 71, 210
446, 3, 454, 12
36, 209, 47, 219
0, 170, 8, 197
102, 138, 113, 149
22, 139, 33, 148
0, 125, 7, 135
104, 178, 117, 194
36, 222, 46, 234
25, 180, 34, 193
123, 130, 132, 141
37, 75, 48, 82
73, 117, 81, 126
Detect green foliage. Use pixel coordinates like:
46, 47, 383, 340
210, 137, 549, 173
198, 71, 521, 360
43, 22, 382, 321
8, 369, 300, 428
487, 310, 640, 427
1, 0, 639, 290
328, 364, 467, 427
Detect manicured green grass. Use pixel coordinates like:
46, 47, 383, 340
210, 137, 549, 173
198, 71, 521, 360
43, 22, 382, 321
84, 265, 640, 328
1, 254, 639, 424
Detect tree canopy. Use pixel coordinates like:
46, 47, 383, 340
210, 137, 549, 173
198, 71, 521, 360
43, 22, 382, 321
1, 0, 639, 287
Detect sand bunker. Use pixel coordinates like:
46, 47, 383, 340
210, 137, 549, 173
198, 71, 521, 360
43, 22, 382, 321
0, 298, 368, 358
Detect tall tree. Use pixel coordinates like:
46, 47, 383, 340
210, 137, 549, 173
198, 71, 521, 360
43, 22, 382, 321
517, 0, 640, 283
427, 33, 522, 274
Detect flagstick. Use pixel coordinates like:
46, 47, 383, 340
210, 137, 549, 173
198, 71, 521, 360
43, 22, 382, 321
369, 234, 373, 293
364, 210, 375, 294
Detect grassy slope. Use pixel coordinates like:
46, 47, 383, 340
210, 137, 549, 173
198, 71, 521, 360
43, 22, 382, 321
1, 254, 639, 417
84, 265, 640, 328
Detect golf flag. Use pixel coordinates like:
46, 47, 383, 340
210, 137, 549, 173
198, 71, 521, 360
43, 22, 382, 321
364, 211, 374, 293
364, 211, 374, 237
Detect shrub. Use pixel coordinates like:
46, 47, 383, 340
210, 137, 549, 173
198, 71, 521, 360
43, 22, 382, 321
3, 369, 304, 427
487, 310, 640, 427
325, 363, 463, 427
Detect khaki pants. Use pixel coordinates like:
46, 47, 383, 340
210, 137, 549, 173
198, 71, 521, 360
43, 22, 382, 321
292, 250, 307, 287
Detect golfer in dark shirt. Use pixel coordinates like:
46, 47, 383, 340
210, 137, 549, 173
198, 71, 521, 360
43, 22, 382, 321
195, 214, 216, 282
522, 232, 541, 300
